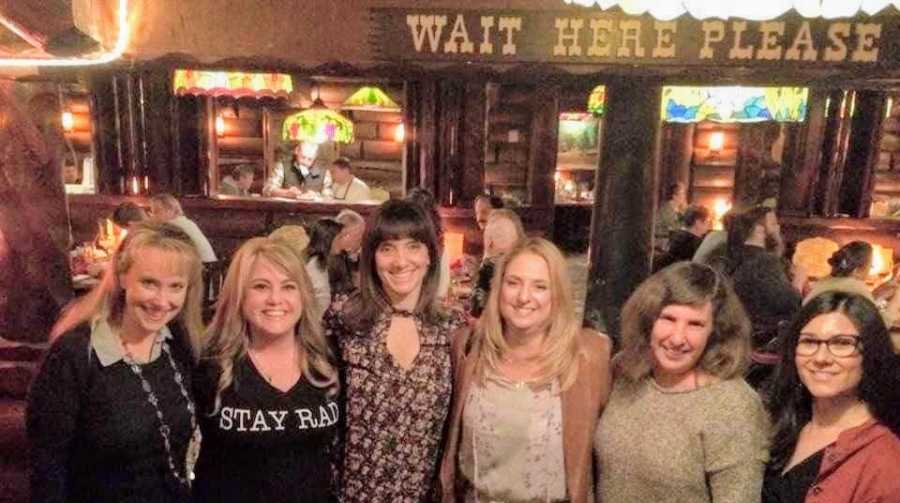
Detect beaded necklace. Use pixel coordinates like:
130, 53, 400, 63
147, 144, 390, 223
120, 334, 198, 488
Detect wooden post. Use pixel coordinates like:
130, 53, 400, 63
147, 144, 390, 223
778, 89, 829, 216
584, 77, 662, 339
459, 80, 487, 208
527, 85, 559, 208
840, 90, 888, 217
814, 90, 854, 216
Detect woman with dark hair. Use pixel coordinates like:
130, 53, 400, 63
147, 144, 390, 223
763, 291, 900, 502
324, 199, 466, 502
595, 262, 769, 503
305, 218, 344, 313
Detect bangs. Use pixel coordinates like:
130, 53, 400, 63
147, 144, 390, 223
133, 246, 192, 279
370, 207, 434, 247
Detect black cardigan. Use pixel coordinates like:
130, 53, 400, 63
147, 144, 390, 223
26, 323, 194, 503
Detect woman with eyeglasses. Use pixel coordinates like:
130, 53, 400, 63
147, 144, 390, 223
763, 291, 900, 503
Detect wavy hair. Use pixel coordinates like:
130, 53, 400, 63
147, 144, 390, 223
202, 237, 338, 412
50, 222, 204, 353
618, 262, 751, 382
343, 199, 443, 330
767, 291, 900, 471
473, 238, 583, 391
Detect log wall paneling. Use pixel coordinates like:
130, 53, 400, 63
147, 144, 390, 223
586, 77, 662, 338
688, 123, 738, 211
871, 93, 900, 214
658, 123, 694, 201
485, 83, 532, 202
839, 91, 888, 218
173, 95, 203, 195
814, 90, 854, 216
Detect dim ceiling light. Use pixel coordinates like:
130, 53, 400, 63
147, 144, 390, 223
561, 1, 900, 20
0, 0, 130, 67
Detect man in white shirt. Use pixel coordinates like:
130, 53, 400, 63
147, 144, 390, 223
263, 142, 326, 198
148, 194, 217, 264
326, 157, 370, 203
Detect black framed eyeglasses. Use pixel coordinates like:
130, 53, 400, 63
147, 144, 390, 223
796, 335, 862, 357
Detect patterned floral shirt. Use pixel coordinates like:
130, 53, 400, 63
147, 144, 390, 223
324, 294, 467, 502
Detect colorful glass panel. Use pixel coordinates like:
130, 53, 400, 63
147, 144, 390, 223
173, 69, 293, 99
587, 85, 606, 116
662, 86, 808, 123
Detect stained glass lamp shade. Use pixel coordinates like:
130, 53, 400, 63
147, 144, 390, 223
173, 69, 293, 99
587, 85, 606, 116
282, 99, 355, 144
662, 86, 809, 123
342, 86, 401, 111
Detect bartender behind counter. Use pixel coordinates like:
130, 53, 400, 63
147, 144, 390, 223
263, 142, 327, 198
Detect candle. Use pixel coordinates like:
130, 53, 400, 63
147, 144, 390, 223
130, 176, 140, 195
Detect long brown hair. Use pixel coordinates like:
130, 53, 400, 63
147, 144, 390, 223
343, 199, 443, 330
50, 222, 204, 353
617, 262, 751, 382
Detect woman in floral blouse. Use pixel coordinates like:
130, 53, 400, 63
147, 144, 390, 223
324, 199, 466, 502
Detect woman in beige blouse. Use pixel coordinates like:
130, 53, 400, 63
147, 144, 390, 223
595, 262, 770, 503
440, 237, 612, 503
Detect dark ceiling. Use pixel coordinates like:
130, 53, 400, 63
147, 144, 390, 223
0, 0, 98, 58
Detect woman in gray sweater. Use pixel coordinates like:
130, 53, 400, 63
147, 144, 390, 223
595, 262, 770, 503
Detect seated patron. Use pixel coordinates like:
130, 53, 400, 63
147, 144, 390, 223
149, 194, 217, 265
264, 142, 325, 198
111, 202, 147, 231
219, 164, 255, 197
471, 209, 525, 317
326, 156, 370, 203
763, 292, 900, 502
331, 209, 365, 295
654, 204, 711, 272
474, 194, 504, 231
654, 182, 688, 253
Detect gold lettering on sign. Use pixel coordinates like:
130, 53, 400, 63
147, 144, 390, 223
444, 14, 474, 53
588, 19, 612, 57
824, 22, 850, 61
554, 18, 584, 56
498, 17, 522, 55
652, 21, 677, 58
785, 21, 818, 61
406, 15, 448, 53
851, 23, 881, 62
617, 20, 646, 57
729, 21, 754, 59
756, 21, 785, 60
700, 21, 725, 59
480, 16, 495, 54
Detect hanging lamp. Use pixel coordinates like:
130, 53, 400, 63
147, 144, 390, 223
282, 93, 354, 144
342, 85, 401, 112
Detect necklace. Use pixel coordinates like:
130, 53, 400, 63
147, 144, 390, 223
119, 333, 197, 488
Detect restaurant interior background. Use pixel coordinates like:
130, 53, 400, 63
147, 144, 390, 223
2, 2, 900, 499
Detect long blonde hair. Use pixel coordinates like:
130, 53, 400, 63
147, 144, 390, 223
202, 237, 338, 412
50, 222, 204, 351
473, 237, 583, 391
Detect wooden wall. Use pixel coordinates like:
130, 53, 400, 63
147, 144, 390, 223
485, 83, 532, 202
871, 94, 900, 214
